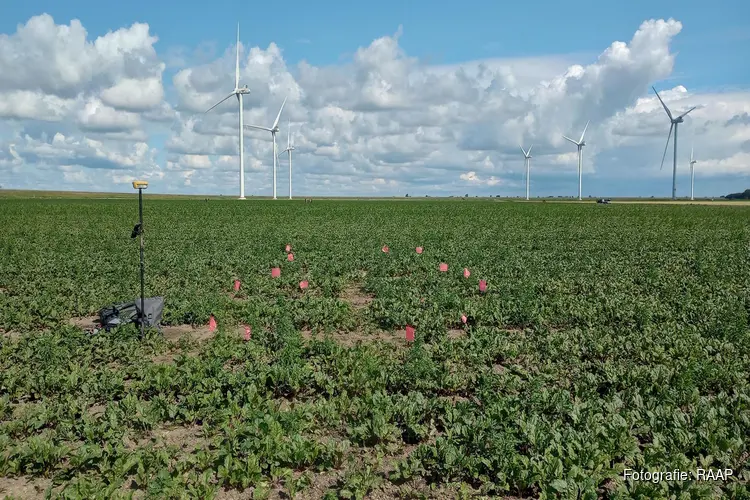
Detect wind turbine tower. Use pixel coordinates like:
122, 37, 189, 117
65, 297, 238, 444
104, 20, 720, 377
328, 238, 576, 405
204, 24, 250, 199
562, 121, 589, 201
246, 97, 287, 199
279, 120, 295, 199
520, 145, 533, 200
652, 86, 696, 200
690, 145, 697, 201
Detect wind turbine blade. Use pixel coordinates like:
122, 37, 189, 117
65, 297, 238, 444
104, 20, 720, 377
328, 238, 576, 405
205, 92, 235, 113
652, 86, 674, 121
579, 120, 589, 143
287, 119, 291, 148
690, 143, 694, 162
527, 145, 533, 156
235, 23, 240, 89
677, 106, 696, 120
660, 123, 674, 171
562, 135, 578, 146
520, 145, 526, 156
272, 97, 287, 130
244, 124, 272, 132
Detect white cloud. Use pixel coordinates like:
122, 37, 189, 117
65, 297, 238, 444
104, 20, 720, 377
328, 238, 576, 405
0, 14, 163, 101
77, 98, 141, 132
1, 14, 749, 196
460, 171, 506, 186
100, 77, 165, 112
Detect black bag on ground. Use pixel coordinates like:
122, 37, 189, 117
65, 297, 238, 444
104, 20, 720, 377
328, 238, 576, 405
97, 296, 164, 331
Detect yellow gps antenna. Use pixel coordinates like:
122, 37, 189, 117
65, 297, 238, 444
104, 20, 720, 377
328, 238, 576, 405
131, 181, 148, 338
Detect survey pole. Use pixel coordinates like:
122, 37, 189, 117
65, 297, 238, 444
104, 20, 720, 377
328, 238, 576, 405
132, 181, 148, 338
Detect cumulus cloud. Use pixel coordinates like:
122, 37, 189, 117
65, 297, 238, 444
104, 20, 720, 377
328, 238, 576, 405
0, 14, 166, 191
0, 14, 164, 103
460, 171, 504, 186
1, 14, 749, 196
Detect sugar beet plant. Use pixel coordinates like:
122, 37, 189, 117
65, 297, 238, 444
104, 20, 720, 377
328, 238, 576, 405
0, 198, 749, 498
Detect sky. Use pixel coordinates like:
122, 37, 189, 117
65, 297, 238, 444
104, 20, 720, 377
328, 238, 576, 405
1, 0, 749, 198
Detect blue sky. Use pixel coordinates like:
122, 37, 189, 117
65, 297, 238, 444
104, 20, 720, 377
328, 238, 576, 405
1, 1, 749, 197
4, 0, 748, 87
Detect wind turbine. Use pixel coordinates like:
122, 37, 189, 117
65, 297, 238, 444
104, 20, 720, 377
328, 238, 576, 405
690, 145, 697, 201
204, 24, 250, 199
652, 86, 696, 200
245, 97, 287, 199
278, 119, 295, 199
562, 121, 589, 201
520, 145, 533, 200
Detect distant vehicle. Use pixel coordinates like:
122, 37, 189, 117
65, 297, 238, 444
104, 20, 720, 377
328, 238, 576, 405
597, 198, 611, 204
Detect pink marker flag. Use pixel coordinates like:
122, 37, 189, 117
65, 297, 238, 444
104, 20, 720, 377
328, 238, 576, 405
439, 263, 448, 272
416, 247, 423, 254
208, 315, 217, 332
233, 279, 241, 292
243, 325, 252, 341
479, 279, 487, 292
299, 280, 309, 290
271, 267, 281, 278
287, 253, 294, 262
461, 314, 467, 324
463, 268, 471, 278
285, 244, 291, 253
382, 245, 389, 253
405, 325, 415, 342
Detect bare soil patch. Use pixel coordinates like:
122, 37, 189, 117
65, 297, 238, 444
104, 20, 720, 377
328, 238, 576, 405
301, 328, 470, 346
67, 316, 248, 345
68, 315, 100, 330
0, 328, 20, 340
162, 324, 250, 342
161, 324, 215, 342
213, 487, 255, 499
151, 352, 182, 364
340, 284, 374, 309
89, 404, 106, 417
122, 425, 209, 454
301, 329, 405, 347
447, 328, 467, 339
0, 476, 54, 499
152, 425, 208, 451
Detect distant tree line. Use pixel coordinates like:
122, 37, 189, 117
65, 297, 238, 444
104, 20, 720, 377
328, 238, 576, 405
724, 188, 750, 200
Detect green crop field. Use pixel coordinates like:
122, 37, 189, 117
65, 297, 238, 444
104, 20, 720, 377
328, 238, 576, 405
1, 198, 749, 499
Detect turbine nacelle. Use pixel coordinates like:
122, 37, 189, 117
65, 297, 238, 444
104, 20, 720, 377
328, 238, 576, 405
562, 120, 589, 148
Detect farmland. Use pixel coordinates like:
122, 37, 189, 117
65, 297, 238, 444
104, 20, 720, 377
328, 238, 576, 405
1, 197, 749, 499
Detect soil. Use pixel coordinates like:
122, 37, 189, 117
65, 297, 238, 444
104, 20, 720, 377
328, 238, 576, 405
340, 284, 374, 309
0, 328, 19, 340
88, 404, 106, 417
152, 425, 208, 452
447, 328, 467, 339
68, 315, 100, 330
121, 424, 209, 455
67, 316, 246, 344
301, 328, 406, 347
0, 476, 54, 499
161, 324, 216, 342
